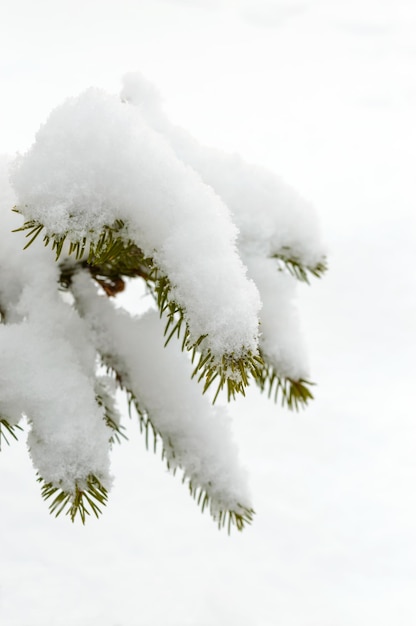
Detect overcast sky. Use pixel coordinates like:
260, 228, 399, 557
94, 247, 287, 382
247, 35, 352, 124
1, 1, 415, 625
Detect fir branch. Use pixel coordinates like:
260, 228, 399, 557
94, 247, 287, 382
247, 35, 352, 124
37, 474, 108, 523
254, 360, 315, 410
0, 419, 22, 450
273, 249, 327, 284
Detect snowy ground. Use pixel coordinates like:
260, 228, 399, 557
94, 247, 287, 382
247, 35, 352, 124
1, 1, 416, 624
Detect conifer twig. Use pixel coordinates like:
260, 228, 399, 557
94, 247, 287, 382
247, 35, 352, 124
37, 474, 108, 523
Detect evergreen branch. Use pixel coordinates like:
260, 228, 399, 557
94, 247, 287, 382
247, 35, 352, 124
273, 249, 327, 284
87, 245, 152, 283
37, 474, 108, 523
254, 360, 315, 410
0, 419, 23, 450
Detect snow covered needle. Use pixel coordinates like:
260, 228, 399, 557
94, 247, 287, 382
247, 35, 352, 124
0, 74, 326, 531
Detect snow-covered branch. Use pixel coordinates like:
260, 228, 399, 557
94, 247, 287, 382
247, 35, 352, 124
0, 73, 326, 529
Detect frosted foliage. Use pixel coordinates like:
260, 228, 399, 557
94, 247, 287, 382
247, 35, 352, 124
72, 272, 252, 517
11, 90, 260, 360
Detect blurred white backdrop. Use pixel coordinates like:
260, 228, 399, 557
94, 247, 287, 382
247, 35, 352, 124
1, 1, 415, 624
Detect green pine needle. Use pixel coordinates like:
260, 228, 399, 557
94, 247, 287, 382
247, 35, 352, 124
189, 482, 255, 533
96, 392, 128, 445
37, 474, 108, 524
273, 250, 327, 284
13, 217, 139, 266
105, 415, 128, 445
255, 361, 315, 410
0, 419, 22, 450
126, 390, 160, 454
147, 268, 263, 402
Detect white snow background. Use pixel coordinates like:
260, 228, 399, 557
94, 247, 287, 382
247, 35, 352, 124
1, 0, 416, 625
